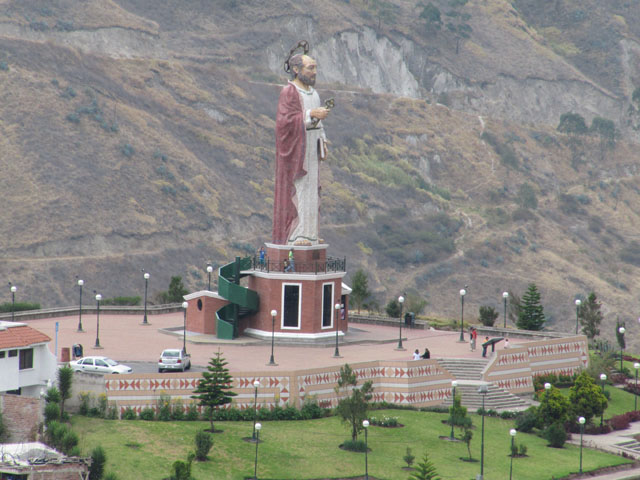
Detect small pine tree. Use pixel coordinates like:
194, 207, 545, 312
350, 269, 371, 314
462, 425, 473, 460
57, 366, 74, 419
191, 350, 237, 432
517, 284, 546, 331
579, 292, 602, 340
403, 447, 415, 468
478, 306, 499, 327
88, 446, 106, 480
409, 451, 441, 480
194, 431, 213, 461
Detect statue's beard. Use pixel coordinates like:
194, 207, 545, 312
298, 73, 316, 87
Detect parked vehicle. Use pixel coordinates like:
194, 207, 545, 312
69, 356, 133, 374
158, 349, 191, 372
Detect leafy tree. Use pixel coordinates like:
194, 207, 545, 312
590, 116, 616, 146
578, 292, 603, 341
516, 183, 538, 210
370, 0, 400, 29
385, 298, 402, 318
517, 284, 546, 331
507, 291, 522, 325
158, 276, 188, 303
615, 319, 626, 350
191, 350, 237, 432
409, 450, 441, 480
557, 112, 588, 135
536, 386, 571, 429
334, 364, 373, 441
57, 366, 74, 419
419, 2, 442, 34
0, 411, 6, 442
350, 269, 371, 314
89, 446, 106, 480
405, 292, 428, 316
569, 371, 608, 424
478, 306, 499, 327
462, 425, 473, 460
443, 0, 471, 54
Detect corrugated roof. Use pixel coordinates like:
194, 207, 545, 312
0, 324, 51, 349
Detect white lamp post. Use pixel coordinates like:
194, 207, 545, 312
94, 293, 102, 348
206, 264, 213, 291
77, 279, 84, 332
503, 291, 509, 328
396, 295, 405, 350
579, 416, 586, 473
509, 428, 517, 480
252, 380, 260, 441
600, 373, 607, 426
253, 422, 262, 479
459, 288, 467, 341
575, 299, 581, 334
142, 272, 150, 325
9, 284, 16, 322
619, 326, 626, 372
268, 309, 277, 366
363, 419, 370, 480
334, 303, 342, 357
182, 301, 188, 354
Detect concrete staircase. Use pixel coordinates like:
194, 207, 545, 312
437, 358, 531, 412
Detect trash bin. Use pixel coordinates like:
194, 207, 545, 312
73, 344, 83, 359
404, 312, 415, 327
61, 347, 70, 363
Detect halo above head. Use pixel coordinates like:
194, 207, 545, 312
284, 40, 310, 73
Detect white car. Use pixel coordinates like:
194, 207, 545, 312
69, 356, 132, 374
158, 349, 191, 372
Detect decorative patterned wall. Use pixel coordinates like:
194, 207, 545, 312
483, 335, 588, 394
105, 335, 589, 413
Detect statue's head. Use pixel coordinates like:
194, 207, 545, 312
290, 54, 317, 87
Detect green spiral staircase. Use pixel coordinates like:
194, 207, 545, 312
216, 256, 259, 339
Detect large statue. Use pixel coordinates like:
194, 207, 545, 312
272, 42, 331, 245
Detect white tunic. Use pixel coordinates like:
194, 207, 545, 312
288, 83, 327, 245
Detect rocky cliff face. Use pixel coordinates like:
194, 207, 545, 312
2, 0, 640, 348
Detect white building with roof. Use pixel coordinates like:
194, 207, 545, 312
0, 321, 57, 397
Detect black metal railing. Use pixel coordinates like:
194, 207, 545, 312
250, 255, 346, 274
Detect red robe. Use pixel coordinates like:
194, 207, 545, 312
272, 83, 307, 244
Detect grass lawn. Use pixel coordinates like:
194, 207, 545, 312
71, 409, 629, 480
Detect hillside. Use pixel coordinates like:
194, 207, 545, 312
1, 0, 640, 347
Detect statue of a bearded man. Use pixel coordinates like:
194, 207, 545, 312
272, 53, 330, 245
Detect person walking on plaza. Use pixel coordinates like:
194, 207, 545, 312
470, 327, 477, 351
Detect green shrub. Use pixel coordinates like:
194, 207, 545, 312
121, 144, 135, 157
186, 404, 199, 421
0, 61, 8, 71
89, 446, 106, 480
101, 296, 141, 306
544, 422, 567, 448
194, 430, 213, 461
45, 387, 62, 404
0, 301, 41, 313
479, 306, 499, 326
61, 430, 79, 454
514, 407, 537, 433
157, 394, 172, 421
341, 439, 368, 452
139, 407, 155, 421
97, 394, 108, 418
44, 402, 60, 424
403, 447, 415, 468
518, 443, 528, 456
122, 407, 137, 420
171, 400, 185, 421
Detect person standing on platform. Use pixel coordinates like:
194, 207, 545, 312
482, 336, 489, 358
288, 248, 295, 272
